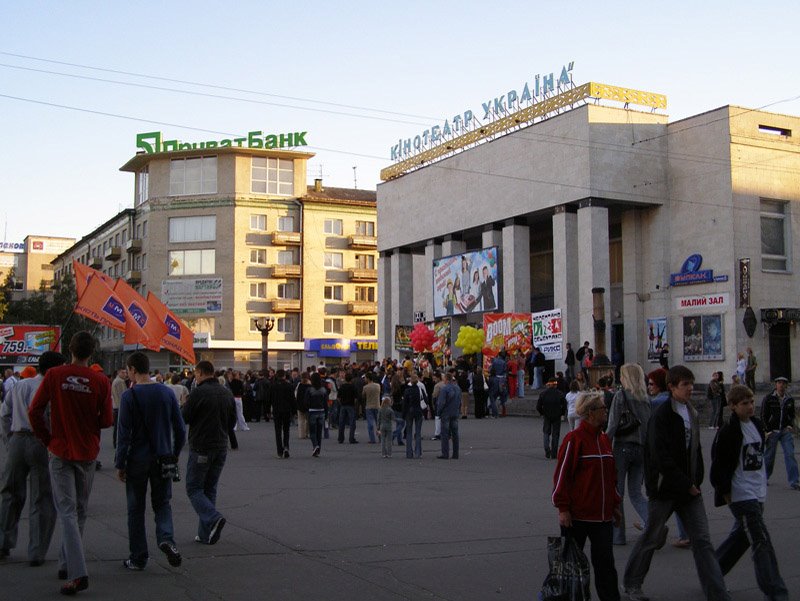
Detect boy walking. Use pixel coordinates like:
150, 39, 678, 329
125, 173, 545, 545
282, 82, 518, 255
710, 385, 788, 600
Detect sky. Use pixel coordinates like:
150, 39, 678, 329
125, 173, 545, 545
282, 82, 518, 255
0, 0, 798, 244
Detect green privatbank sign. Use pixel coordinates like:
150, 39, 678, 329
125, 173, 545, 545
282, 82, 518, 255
136, 130, 308, 154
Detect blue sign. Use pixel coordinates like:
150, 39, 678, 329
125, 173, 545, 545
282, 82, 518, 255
304, 338, 351, 358
670, 254, 724, 287
102, 297, 126, 324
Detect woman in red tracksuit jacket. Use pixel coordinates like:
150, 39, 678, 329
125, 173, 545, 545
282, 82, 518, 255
552, 391, 622, 601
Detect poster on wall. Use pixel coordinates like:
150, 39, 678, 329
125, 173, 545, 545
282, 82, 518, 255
646, 317, 667, 363
432, 246, 499, 318
394, 318, 452, 362
161, 278, 223, 315
532, 309, 563, 360
0, 324, 61, 365
482, 313, 533, 367
683, 314, 724, 362
394, 325, 413, 353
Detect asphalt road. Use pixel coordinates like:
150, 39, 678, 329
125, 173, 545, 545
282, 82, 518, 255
1, 414, 798, 600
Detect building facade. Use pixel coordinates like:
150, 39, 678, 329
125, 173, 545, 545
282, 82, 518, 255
1, 235, 75, 300
53, 144, 377, 372
377, 83, 800, 385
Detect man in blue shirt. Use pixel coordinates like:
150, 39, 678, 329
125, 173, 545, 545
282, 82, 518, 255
437, 373, 461, 459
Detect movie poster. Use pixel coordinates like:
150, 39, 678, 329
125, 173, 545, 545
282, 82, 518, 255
646, 317, 667, 363
432, 247, 499, 318
683, 314, 724, 362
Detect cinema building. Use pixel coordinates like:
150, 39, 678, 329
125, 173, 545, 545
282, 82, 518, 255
53, 134, 377, 371
377, 81, 800, 384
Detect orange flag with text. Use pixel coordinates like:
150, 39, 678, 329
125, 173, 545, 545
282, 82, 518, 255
113, 279, 168, 351
146, 292, 196, 364
73, 274, 128, 333
72, 258, 116, 297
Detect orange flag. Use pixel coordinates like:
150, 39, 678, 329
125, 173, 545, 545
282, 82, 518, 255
72, 258, 115, 298
114, 280, 167, 351
146, 292, 196, 364
73, 274, 128, 332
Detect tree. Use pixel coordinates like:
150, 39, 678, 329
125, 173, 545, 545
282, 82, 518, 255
0, 268, 15, 321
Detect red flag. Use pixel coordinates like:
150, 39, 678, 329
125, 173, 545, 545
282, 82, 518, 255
73, 275, 128, 332
72, 258, 115, 298
146, 292, 196, 364
113, 280, 167, 351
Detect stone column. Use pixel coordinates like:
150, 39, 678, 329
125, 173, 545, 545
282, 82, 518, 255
502, 219, 531, 313
390, 249, 413, 333
621, 209, 644, 366
577, 201, 611, 355
482, 226, 502, 249
377, 251, 392, 359
441, 235, 466, 258
424, 240, 441, 324
552, 207, 580, 351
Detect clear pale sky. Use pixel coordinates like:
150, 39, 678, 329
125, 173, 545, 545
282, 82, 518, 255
1, 0, 797, 244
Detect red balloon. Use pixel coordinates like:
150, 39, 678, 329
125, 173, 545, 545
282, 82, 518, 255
410, 323, 436, 352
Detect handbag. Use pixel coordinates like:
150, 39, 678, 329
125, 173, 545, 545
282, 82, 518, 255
540, 536, 591, 601
615, 390, 641, 437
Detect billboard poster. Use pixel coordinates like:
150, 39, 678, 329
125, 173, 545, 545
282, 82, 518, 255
394, 318, 451, 361
0, 324, 61, 365
532, 309, 563, 360
646, 317, 667, 363
161, 278, 223, 315
432, 246, 499, 318
482, 313, 533, 363
683, 314, 724, 362
394, 325, 413, 353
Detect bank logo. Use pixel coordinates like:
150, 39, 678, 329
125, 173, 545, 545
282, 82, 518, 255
128, 303, 147, 327
102, 297, 126, 324
165, 315, 181, 339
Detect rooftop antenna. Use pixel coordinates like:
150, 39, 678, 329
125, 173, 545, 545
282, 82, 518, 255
352, 166, 358, 189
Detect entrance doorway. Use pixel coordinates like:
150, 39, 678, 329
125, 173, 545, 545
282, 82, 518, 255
768, 323, 791, 381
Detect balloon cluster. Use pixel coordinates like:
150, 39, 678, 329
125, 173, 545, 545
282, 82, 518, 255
455, 325, 485, 355
410, 323, 436, 353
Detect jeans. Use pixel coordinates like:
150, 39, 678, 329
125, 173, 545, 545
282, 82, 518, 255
563, 521, 620, 601
533, 366, 544, 389
565, 364, 575, 383
393, 410, 405, 444
612, 442, 648, 544
764, 429, 799, 486
185, 449, 226, 542
0, 433, 56, 561
308, 411, 324, 450
337, 405, 356, 443
517, 373, 525, 397
49, 456, 96, 580
112, 408, 119, 448
405, 413, 423, 458
715, 500, 788, 600
125, 459, 175, 566
440, 416, 459, 458
380, 428, 393, 456
624, 494, 730, 600
542, 416, 561, 456
233, 397, 249, 431
366, 408, 379, 443
274, 412, 291, 454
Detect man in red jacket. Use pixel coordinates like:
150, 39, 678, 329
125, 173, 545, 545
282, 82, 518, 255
29, 331, 113, 596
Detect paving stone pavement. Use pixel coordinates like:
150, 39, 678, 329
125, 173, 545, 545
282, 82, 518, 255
1, 414, 797, 600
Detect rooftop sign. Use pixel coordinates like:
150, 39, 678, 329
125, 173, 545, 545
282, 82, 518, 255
136, 130, 308, 154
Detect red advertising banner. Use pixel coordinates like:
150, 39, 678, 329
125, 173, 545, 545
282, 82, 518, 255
482, 313, 533, 360
0, 324, 61, 365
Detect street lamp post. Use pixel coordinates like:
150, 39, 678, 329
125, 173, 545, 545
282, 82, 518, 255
253, 316, 275, 373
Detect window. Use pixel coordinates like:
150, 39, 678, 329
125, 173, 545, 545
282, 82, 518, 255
277, 250, 297, 265
250, 249, 267, 264
114, 233, 120, 246
354, 286, 375, 302
277, 316, 295, 334
355, 254, 375, 269
324, 252, 343, 269
170, 157, 217, 195
136, 167, 149, 205
324, 285, 343, 301
277, 216, 295, 232
251, 157, 294, 195
169, 216, 216, 242
324, 219, 343, 235
355, 221, 375, 236
250, 282, 267, 298
356, 319, 376, 336
324, 318, 343, 334
250, 214, 267, 231
761, 199, 789, 271
277, 282, 297, 299
169, 249, 215, 275
142, 221, 148, 238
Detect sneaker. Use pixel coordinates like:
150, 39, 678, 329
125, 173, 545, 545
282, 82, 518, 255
624, 587, 649, 601
283, 449, 290, 459
60, 576, 88, 596
158, 541, 182, 567
312, 446, 320, 457
208, 517, 226, 545
122, 559, 145, 571
350, 440, 359, 444
431, 435, 440, 441
791, 483, 800, 491
194, 536, 204, 544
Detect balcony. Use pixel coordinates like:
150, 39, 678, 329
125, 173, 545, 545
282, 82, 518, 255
348, 234, 377, 249
125, 270, 142, 284
104, 246, 122, 261
89, 256, 103, 269
348, 268, 377, 282
271, 264, 302, 278
125, 238, 142, 254
270, 298, 302, 312
347, 301, 377, 315
272, 231, 301, 245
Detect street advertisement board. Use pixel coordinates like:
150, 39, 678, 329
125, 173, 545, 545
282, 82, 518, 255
683, 315, 724, 362
482, 313, 532, 364
0, 324, 61, 365
646, 317, 668, 363
532, 309, 563, 360
394, 318, 451, 360
161, 278, 223, 315
432, 246, 499, 318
